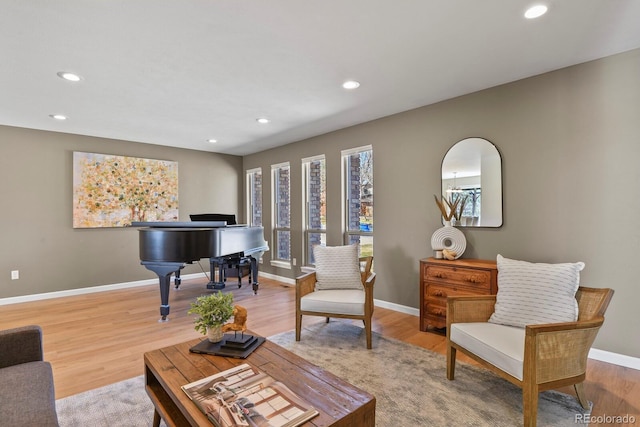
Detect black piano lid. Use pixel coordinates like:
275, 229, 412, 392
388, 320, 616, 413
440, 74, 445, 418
131, 221, 228, 228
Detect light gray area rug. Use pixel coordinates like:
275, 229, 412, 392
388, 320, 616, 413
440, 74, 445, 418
56, 322, 590, 426
56, 375, 166, 427
271, 322, 590, 427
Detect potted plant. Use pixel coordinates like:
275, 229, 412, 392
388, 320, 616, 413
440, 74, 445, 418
188, 291, 235, 343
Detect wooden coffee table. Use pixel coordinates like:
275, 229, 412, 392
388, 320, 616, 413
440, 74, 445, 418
144, 334, 376, 427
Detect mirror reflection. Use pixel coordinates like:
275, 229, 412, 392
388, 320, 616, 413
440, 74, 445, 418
441, 137, 502, 227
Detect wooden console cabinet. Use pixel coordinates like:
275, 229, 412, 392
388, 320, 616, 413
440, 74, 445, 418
420, 257, 497, 331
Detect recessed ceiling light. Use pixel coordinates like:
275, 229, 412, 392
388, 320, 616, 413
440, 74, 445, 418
256, 118, 270, 124
49, 114, 67, 120
524, 4, 548, 19
342, 80, 360, 90
57, 71, 82, 82
207, 139, 218, 143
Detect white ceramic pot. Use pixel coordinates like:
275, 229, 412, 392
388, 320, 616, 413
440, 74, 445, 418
206, 325, 223, 343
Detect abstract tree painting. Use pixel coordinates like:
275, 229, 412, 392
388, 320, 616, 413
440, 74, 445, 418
73, 152, 178, 228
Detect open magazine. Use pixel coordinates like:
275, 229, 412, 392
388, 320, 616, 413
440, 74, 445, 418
181, 363, 319, 427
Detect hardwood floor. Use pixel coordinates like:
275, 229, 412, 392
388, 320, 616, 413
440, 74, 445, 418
1, 276, 638, 426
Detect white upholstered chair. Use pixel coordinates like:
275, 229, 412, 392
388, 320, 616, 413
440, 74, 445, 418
295, 245, 375, 349
446, 255, 614, 426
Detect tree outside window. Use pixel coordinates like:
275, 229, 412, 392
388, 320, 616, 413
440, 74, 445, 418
272, 163, 291, 262
343, 146, 373, 257
246, 168, 262, 227
303, 156, 326, 265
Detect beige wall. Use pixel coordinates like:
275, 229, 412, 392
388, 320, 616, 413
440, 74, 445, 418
0, 127, 242, 298
244, 48, 640, 357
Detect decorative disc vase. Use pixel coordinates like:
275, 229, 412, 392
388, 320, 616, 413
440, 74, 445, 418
206, 325, 224, 343
430, 222, 466, 259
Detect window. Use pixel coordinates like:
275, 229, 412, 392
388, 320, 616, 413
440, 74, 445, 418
458, 187, 481, 218
246, 168, 262, 226
271, 162, 291, 266
342, 145, 373, 257
448, 187, 481, 226
302, 155, 326, 266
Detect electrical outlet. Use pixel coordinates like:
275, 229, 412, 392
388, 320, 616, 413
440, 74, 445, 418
292, 258, 297, 266
11, 270, 19, 280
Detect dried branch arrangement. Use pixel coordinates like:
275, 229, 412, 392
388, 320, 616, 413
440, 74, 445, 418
433, 194, 468, 222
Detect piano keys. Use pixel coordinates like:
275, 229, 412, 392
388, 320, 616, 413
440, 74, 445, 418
132, 221, 269, 321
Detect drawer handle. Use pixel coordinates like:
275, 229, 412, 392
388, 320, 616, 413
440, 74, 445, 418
433, 290, 447, 297
466, 275, 483, 283
432, 309, 445, 316
434, 272, 445, 279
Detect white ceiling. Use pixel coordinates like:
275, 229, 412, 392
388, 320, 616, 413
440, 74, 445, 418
2, 1, 640, 156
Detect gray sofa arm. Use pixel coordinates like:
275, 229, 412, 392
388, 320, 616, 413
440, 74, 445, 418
0, 325, 44, 368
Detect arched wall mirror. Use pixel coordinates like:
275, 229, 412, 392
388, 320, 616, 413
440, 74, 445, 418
441, 137, 503, 227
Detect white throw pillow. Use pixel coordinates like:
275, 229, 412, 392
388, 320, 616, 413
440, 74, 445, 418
488, 254, 584, 328
313, 245, 363, 290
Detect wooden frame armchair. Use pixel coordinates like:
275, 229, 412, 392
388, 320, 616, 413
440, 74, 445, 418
296, 256, 376, 348
446, 286, 614, 427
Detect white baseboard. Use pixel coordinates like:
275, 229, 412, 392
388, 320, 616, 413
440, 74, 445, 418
2, 273, 638, 371
588, 348, 640, 370
0, 273, 208, 306
259, 271, 295, 285
374, 298, 420, 316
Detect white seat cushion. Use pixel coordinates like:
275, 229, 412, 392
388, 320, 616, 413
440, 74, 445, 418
300, 289, 365, 316
450, 322, 525, 381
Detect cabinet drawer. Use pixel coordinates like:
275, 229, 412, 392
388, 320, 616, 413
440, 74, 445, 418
425, 266, 492, 291
425, 283, 488, 300
425, 302, 447, 318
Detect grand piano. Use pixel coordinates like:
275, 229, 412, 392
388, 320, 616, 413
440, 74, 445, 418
132, 221, 269, 321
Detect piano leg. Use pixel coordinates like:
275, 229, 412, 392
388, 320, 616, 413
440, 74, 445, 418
141, 261, 185, 321
250, 256, 259, 294
174, 268, 182, 288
